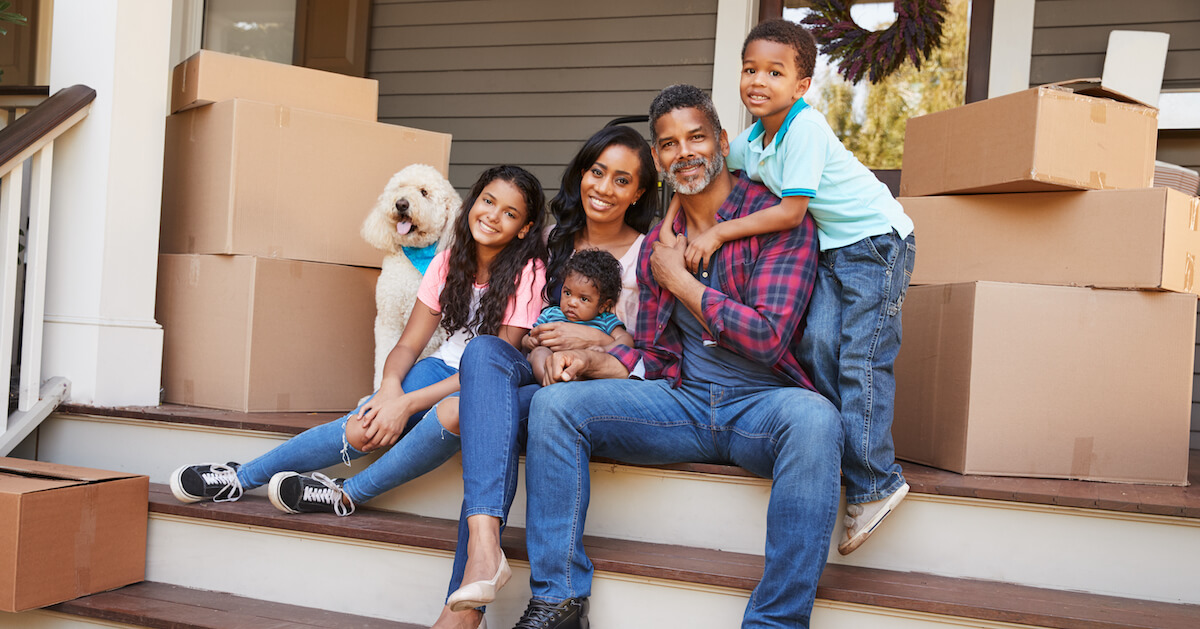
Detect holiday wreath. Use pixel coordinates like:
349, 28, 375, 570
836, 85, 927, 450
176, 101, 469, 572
800, 0, 949, 84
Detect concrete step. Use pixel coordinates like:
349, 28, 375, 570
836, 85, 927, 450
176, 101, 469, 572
29, 406, 1200, 607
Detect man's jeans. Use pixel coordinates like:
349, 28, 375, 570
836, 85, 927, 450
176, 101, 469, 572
236, 357, 463, 504
525, 378, 843, 628
800, 229, 915, 505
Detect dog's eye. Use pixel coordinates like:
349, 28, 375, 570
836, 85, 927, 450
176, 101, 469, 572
420, 188, 429, 197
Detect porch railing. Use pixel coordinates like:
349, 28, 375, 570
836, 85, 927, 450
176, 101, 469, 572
1, 84, 95, 455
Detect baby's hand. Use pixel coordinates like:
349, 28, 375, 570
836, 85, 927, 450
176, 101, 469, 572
685, 228, 724, 273
521, 333, 540, 352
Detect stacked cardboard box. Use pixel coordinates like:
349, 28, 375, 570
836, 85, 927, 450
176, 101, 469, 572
895, 82, 1197, 485
157, 51, 452, 412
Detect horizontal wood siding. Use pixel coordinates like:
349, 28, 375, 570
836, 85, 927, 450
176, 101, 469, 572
369, 0, 718, 197
1030, 0, 1200, 90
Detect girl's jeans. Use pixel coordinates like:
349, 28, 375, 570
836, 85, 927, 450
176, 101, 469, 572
235, 357, 463, 504
798, 229, 916, 504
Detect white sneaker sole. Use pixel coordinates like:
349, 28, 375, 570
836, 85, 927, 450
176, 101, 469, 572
267, 471, 303, 514
839, 482, 909, 555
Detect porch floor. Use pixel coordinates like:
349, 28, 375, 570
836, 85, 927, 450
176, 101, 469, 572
57, 403, 1200, 520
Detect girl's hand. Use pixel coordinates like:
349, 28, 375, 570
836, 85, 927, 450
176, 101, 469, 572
529, 321, 612, 351
685, 228, 723, 273
355, 389, 414, 450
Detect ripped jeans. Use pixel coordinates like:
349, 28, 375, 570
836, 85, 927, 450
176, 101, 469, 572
235, 357, 463, 504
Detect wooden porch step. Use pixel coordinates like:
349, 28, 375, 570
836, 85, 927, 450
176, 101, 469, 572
147, 484, 1200, 629
47, 581, 424, 629
66, 403, 1200, 520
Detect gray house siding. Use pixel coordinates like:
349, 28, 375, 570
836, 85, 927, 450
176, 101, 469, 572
368, 0, 718, 198
1031, 0, 1200, 448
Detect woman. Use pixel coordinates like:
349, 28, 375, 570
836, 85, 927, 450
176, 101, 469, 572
432, 125, 659, 629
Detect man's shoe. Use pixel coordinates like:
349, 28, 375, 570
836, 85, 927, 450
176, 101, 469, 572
838, 482, 909, 555
512, 598, 588, 629
268, 471, 355, 516
169, 462, 243, 503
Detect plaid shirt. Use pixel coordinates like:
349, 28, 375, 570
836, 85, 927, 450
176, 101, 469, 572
609, 172, 819, 390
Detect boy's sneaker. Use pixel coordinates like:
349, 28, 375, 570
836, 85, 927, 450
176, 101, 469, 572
169, 462, 244, 504
268, 471, 355, 517
838, 482, 909, 555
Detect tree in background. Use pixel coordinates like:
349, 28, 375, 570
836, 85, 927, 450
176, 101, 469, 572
807, 0, 968, 169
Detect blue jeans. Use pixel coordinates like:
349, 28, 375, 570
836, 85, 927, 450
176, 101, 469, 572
235, 357, 463, 504
799, 230, 915, 504
446, 335, 540, 595
525, 378, 843, 628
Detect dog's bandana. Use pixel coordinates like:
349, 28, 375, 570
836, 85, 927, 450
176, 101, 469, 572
402, 243, 439, 275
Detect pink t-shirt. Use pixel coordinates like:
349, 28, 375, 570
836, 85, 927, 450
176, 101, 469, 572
416, 249, 546, 369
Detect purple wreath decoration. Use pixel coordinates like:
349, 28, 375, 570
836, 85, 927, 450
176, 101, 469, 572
800, 0, 948, 84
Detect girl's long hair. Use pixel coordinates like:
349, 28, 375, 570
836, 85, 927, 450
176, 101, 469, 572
440, 165, 547, 338
545, 126, 659, 300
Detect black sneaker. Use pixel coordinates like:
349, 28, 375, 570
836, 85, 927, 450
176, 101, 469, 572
169, 462, 243, 503
268, 471, 355, 516
513, 598, 589, 629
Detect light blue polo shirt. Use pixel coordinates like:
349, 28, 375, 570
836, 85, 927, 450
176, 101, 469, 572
726, 99, 913, 251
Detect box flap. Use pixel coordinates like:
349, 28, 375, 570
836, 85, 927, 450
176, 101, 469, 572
1043, 78, 1156, 109
0, 457, 141, 483
0, 471, 84, 495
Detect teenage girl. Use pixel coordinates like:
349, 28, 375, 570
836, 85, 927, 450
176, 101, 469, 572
169, 165, 548, 527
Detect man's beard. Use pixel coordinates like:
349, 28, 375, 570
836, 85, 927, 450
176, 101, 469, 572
663, 151, 724, 195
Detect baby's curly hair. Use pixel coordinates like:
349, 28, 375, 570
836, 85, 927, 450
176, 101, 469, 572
564, 249, 623, 311
744, 18, 817, 80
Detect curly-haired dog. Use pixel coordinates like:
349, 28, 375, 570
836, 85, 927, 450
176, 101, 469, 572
361, 163, 462, 389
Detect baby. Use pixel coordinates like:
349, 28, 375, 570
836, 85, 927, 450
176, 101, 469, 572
523, 249, 634, 383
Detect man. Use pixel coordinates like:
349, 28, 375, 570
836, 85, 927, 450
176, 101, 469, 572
512, 84, 843, 629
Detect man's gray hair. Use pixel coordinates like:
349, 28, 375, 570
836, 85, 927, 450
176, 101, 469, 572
648, 84, 722, 142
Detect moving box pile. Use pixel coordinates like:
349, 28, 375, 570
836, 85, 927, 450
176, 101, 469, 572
895, 82, 1197, 485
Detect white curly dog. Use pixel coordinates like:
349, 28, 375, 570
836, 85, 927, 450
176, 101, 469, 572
361, 163, 462, 389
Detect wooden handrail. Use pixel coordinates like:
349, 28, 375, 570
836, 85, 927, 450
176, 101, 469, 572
0, 84, 95, 175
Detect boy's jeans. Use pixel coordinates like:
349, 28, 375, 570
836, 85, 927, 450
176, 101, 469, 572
524, 378, 843, 628
799, 229, 916, 504
236, 357, 463, 504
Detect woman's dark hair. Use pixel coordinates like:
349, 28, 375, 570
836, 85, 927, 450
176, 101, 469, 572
545, 125, 659, 301
564, 248, 623, 311
440, 165, 547, 338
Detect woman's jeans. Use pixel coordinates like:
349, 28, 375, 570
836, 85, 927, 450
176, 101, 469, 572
235, 357, 463, 504
798, 229, 916, 504
446, 335, 540, 594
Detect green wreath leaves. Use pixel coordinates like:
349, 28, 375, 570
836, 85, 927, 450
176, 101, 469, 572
800, 0, 948, 84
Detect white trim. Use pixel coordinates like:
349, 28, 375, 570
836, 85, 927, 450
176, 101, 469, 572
169, 0, 204, 69
35, 0, 52, 85
712, 0, 757, 133
987, 0, 1035, 98
43, 313, 163, 331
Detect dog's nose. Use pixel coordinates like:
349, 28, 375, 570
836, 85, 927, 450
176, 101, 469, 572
395, 199, 409, 215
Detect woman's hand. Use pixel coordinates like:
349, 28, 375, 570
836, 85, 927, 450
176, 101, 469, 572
354, 388, 415, 451
528, 321, 612, 351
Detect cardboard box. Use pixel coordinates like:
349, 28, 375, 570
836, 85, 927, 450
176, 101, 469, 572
902, 188, 1200, 294
161, 99, 451, 268
900, 81, 1158, 196
894, 282, 1195, 485
0, 458, 147, 611
171, 50, 379, 121
157, 254, 379, 412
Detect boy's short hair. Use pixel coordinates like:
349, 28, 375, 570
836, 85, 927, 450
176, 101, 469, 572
565, 249, 623, 309
743, 18, 817, 80
648, 84, 722, 142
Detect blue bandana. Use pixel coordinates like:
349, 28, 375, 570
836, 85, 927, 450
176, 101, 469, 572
402, 242, 439, 275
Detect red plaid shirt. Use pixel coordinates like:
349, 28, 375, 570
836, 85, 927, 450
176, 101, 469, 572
609, 172, 819, 390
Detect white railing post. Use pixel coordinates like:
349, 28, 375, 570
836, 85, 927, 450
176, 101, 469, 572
0, 160, 25, 431
19, 143, 52, 411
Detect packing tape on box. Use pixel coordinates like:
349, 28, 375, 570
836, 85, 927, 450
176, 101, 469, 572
1071, 436, 1094, 477
1191, 197, 1200, 231
76, 485, 98, 593
1088, 171, 1105, 188
275, 105, 290, 128
1090, 103, 1107, 124
289, 260, 303, 279
1185, 253, 1195, 293
188, 257, 201, 286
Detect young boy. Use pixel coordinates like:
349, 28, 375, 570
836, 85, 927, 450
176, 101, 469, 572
523, 249, 634, 383
661, 18, 916, 555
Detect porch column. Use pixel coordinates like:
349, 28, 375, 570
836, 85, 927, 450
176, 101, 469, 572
43, 0, 171, 406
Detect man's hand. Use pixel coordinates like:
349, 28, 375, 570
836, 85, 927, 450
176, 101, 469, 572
543, 349, 628, 385
528, 321, 612, 351
651, 234, 692, 293
685, 226, 724, 273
